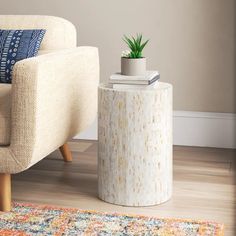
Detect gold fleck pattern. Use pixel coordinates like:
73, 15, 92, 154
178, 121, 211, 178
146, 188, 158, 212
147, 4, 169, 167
98, 82, 173, 206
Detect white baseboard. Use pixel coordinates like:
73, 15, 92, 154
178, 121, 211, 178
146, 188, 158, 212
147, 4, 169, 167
75, 119, 98, 140
173, 111, 236, 149
75, 111, 236, 149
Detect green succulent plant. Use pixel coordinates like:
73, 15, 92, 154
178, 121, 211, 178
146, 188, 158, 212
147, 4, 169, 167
123, 34, 149, 58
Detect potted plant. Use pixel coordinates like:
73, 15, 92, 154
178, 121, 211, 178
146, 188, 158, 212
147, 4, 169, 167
121, 34, 149, 76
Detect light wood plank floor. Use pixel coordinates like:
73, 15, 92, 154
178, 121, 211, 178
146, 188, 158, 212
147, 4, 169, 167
13, 140, 236, 235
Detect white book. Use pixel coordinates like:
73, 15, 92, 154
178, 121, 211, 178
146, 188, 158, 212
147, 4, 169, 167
112, 81, 159, 90
109, 70, 160, 85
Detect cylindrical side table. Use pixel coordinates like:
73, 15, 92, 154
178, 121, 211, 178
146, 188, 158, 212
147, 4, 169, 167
98, 82, 172, 206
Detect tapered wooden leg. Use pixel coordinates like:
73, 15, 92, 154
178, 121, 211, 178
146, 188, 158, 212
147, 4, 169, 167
0, 174, 11, 212
59, 143, 72, 162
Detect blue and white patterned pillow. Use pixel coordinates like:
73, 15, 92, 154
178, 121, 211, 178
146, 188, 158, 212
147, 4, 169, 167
0, 29, 46, 83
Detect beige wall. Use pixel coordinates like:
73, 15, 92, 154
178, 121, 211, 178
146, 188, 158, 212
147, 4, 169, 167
0, 0, 235, 112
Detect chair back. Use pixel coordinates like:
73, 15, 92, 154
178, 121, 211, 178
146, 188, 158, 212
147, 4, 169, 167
0, 15, 77, 51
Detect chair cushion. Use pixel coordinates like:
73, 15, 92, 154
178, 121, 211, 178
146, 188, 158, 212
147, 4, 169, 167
0, 84, 11, 145
0, 29, 46, 83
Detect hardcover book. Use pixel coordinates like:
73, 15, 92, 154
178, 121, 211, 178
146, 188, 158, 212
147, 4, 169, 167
109, 71, 160, 85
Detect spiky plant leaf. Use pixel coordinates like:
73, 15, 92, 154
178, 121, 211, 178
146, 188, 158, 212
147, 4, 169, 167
137, 34, 142, 46
122, 34, 149, 58
123, 35, 135, 51
140, 39, 149, 52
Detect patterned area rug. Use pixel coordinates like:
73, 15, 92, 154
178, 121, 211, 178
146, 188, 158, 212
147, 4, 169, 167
0, 203, 224, 236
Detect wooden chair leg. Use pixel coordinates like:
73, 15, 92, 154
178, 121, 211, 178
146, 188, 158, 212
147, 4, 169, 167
59, 143, 72, 162
0, 174, 11, 212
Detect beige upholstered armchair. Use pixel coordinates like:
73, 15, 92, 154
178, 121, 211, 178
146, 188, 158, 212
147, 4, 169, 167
0, 15, 99, 211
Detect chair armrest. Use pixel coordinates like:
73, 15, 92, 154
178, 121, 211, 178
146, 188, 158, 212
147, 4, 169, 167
2, 46, 99, 173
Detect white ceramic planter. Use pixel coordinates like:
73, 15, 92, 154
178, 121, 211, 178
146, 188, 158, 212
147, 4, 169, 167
121, 57, 146, 76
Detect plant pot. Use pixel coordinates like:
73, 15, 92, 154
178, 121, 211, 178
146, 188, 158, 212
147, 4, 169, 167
121, 57, 146, 76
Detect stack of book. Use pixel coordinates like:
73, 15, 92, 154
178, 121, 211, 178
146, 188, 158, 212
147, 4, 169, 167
109, 71, 160, 89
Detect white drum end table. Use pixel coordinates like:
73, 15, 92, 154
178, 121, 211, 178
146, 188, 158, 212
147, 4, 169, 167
98, 82, 173, 206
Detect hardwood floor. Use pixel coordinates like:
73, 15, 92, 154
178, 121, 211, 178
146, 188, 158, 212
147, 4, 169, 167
13, 140, 236, 236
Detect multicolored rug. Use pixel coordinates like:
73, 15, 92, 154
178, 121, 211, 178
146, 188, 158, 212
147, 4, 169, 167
0, 203, 224, 236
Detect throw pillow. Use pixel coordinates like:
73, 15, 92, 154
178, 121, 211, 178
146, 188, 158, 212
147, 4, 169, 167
0, 29, 46, 83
